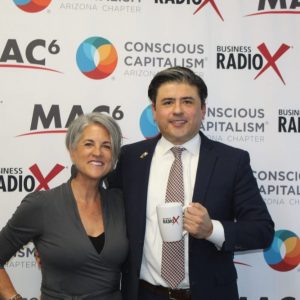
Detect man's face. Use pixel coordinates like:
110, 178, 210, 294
152, 82, 206, 145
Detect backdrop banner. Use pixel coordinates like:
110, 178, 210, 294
0, 1, 299, 299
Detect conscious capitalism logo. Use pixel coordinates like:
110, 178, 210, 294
140, 105, 159, 139
6, 243, 39, 271
13, 0, 52, 13
76, 37, 118, 80
264, 229, 300, 271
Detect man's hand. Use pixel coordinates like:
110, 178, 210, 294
183, 202, 213, 239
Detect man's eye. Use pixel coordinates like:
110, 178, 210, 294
182, 98, 194, 104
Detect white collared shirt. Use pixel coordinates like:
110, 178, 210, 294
139, 134, 224, 288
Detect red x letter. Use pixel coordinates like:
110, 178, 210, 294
29, 164, 65, 191
255, 43, 290, 84
172, 216, 180, 225
193, 0, 224, 21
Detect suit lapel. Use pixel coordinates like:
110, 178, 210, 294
192, 132, 218, 205
136, 138, 157, 204
131, 137, 159, 240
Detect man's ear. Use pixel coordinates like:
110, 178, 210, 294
201, 103, 206, 120
152, 103, 157, 122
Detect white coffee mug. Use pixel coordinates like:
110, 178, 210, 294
156, 202, 187, 242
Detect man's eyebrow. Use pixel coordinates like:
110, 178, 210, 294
161, 97, 175, 101
180, 96, 195, 100
159, 96, 196, 102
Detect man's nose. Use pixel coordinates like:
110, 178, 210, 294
173, 101, 183, 114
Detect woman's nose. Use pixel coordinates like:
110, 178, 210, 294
92, 147, 102, 156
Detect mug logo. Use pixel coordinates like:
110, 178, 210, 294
263, 229, 300, 271
13, 0, 52, 13
172, 216, 180, 224
163, 215, 180, 225
76, 37, 118, 80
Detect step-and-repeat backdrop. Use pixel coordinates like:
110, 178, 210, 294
1, 1, 299, 299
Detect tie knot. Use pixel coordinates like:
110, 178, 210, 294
171, 147, 185, 159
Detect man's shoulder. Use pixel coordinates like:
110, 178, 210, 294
122, 137, 158, 152
202, 133, 248, 157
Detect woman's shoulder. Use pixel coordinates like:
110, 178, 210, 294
22, 181, 68, 207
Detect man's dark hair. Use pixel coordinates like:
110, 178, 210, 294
148, 66, 208, 106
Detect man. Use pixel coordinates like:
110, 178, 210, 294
108, 66, 274, 300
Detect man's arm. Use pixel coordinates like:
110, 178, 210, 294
184, 149, 274, 252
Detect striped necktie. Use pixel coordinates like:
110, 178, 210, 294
161, 147, 185, 289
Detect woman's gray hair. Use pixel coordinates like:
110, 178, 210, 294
66, 112, 122, 169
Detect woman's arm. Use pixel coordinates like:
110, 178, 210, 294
0, 193, 43, 300
0, 268, 21, 300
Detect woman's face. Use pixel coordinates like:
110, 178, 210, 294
70, 124, 113, 181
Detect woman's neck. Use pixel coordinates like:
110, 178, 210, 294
71, 177, 100, 204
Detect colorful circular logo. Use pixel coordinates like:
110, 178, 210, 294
264, 229, 300, 271
76, 37, 118, 80
140, 105, 159, 139
13, 0, 52, 13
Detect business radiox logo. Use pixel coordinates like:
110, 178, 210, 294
154, 0, 224, 20
216, 43, 290, 84
264, 229, 300, 271
0, 164, 65, 192
278, 109, 300, 133
13, 0, 52, 13
76, 37, 118, 80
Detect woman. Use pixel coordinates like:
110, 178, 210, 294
0, 112, 128, 300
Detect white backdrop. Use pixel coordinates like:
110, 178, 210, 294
1, 1, 300, 299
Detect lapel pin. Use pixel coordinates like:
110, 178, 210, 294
140, 152, 148, 159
